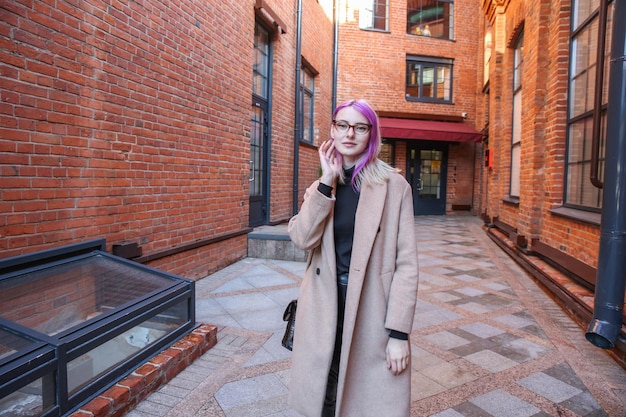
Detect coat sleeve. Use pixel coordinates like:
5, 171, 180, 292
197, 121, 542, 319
288, 181, 335, 251
384, 180, 419, 334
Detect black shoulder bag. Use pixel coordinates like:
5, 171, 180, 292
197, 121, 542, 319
281, 299, 297, 351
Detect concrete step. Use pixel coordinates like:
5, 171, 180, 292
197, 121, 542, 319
247, 224, 308, 262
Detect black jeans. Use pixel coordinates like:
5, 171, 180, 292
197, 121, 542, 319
322, 273, 349, 417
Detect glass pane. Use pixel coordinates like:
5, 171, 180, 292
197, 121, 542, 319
572, 0, 597, 29
360, 0, 387, 30
579, 162, 602, 206
514, 35, 524, 90
406, 63, 420, 98
0, 327, 39, 361
567, 161, 583, 205
438, 66, 451, 100
250, 106, 264, 196
512, 91, 522, 144
0, 374, 55, 417
419, 150, 442, 199
510, 144, 521, 197
67, 300, 188, 394
253, 24, 269, 99
568, 118, 588, 163
407, 0, 453, 39
0, 255, 177, 336
303, 90, 312, 143
566, 120, 603, 208
569, 20, 598, 117
423, 67, 435, 98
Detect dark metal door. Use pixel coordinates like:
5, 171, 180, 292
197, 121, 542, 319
249, 22, 271, 227
408, 142, 448, 215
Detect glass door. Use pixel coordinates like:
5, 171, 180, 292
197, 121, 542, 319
249, 22, 271, 227
408, 142, 448, 215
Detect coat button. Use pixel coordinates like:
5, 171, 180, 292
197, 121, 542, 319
316, 268, 321, 275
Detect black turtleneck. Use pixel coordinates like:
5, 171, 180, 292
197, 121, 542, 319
333, 167, 359, 275
316, 167, 359, 276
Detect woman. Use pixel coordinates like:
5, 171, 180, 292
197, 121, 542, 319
288, 99, 419, 417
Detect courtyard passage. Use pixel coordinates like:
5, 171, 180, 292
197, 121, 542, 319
127, 216, 626, 417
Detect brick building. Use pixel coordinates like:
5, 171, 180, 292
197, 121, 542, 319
335, 0, 484, 216
1, 0, 624, 362
478, 0, 625, 362
0, 0, 334, 278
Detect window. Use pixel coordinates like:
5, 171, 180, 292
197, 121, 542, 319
359, 1, 389, 31
509, 33, 523, 199
483, 23, 492, 86
300, 67, 315, 144
565, 0, 614, 209
406, 56, 453, 103
407, 0, 454, 40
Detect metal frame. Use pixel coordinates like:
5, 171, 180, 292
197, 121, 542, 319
0, 240, 196, 417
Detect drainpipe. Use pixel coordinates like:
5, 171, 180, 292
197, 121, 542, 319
292, 0, 303, 216
586, 0, 626, 349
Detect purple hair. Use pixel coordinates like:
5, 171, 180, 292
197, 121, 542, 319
332, 99, 381, 190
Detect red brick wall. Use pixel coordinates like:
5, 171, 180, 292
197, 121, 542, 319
0, 0, 334, 276
336, 0, 480, 119
285, 0, 334, 214
335, 0, 482, 213
448, 142, 479, 212
480, 0, 601, 268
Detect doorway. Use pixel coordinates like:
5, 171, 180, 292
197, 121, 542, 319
249, 98, 268, 226
249, 21, 271, 227
408, 142, 448, 215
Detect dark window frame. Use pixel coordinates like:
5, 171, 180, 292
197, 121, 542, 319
406, 0, 455, 40
405, 55, 454, 103
510, 32, 523, 199
299, 67, 315, 145
564, 0, 614, 212
359, 0, 390, 32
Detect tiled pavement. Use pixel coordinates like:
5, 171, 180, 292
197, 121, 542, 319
126, 216, 626, 417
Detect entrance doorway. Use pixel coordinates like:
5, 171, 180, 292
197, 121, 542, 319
408, 142, 448, 215
249, 98, 268, 226
249, 21, 271, 227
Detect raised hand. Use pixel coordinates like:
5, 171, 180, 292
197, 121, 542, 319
318, 139, 342, 186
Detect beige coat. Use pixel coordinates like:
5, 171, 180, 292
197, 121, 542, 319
288, 172, 419, 417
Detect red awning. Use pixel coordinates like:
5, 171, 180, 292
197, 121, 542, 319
379, 117, 483, 143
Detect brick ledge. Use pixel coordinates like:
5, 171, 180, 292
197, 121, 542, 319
69, 323, 218, 417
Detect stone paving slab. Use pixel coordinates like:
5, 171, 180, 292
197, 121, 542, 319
127, 216, 626, 417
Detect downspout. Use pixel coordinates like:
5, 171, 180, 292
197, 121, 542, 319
292, 0, 303, 216
332, 0, 339, 110
586, 0, 626, 349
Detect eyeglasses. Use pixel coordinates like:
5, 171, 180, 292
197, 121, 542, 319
332, 120, 372, 136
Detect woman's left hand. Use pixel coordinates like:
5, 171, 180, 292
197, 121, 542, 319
386, 338, 410, 375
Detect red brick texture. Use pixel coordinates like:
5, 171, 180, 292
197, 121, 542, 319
0, 0, 334, 276
480, 0, 601, 269
334, 1, 483, 214
69, 324, 218, 417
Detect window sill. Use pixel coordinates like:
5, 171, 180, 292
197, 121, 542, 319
359, 28, 390, 34
503, 196, 519, 206
406, 33, 454, 42
300, 140, 317, 150
405, 96, 453, 105
549, 206, 601, 227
